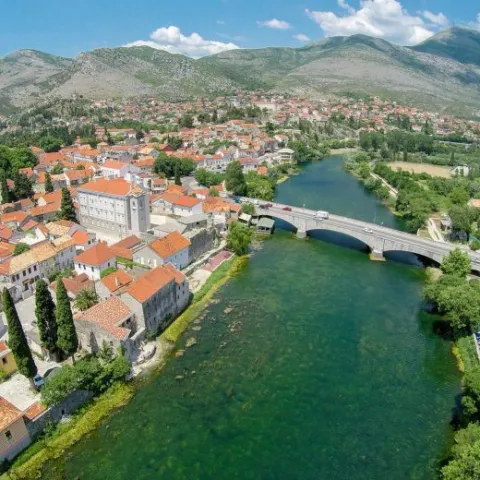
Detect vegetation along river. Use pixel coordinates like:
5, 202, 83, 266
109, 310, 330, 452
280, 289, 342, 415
42, 156, 461, 479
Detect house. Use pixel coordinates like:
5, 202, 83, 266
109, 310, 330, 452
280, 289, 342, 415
0, 242, 15, 264
276, 148, 294, 163
109, 235, 144, 261
451, 165, 470, 177
0, 340, 16, 376
78, 178, 150, 236
156, 193, 203, 217
151, 178, 167, 193
45, 220, 84, 240
102, 160, 139, 179
0, 238, 76, 302
74, 296, 137, 361
97, 269, 133, 298
120, 264, 190, 335
133, 231, 191, 270
73, 242, 117, 280
49, 274, 94, 300
63, 169, 92, 187
0, 397, 31, 462
71, 230, 97, 251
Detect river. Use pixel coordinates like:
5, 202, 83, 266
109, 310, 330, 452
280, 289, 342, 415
41, 156, 460, 479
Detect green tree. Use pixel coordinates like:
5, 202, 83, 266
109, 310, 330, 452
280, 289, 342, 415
227, 221, 252, 255
240, 203, 255, 215
59, 187, 77, 222
35, 279, 58, 358
13, 243, 30, 256
471, 239, 480, 251
2, 288, 37, 386
50, 162, 64, 175
174, 164, 182, 186
179, 114, 194, 129
441, 248, 471, 278
449, 187, 470, 206
225, 161, 247, 196
56, 279, 78, 362
39, 136, 62, 153
0, 170, 12, 204
449, 205, 475, 241
13, 172, 33, 199
73, 288, 98, 312
44, 172, 54, 193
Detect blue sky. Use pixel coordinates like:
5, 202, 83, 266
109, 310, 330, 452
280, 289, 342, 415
0, 0, 479, 58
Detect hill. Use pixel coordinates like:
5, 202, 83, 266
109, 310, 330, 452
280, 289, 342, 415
0, 29, 480, 116
410, 27, 480, 67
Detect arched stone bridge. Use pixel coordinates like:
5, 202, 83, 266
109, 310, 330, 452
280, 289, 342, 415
239, 197, 480, 272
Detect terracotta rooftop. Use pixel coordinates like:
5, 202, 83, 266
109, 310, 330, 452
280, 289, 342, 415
103, 160, 127, 170
79, 178, 141, 197
125, 264, 184, 303
111, 235, 142, 250
148, 231, 190, 259
50, 275, 94, 297
75, 296, 132, 340
74, 242, 115, 266
0, 396, 23, 431
23, 402, 47, 421
0, 238, 74, 276
71, 230, 90, 246
101, 269, 133, 293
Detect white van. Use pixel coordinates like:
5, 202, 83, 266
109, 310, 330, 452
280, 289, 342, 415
314, 210, 329, 219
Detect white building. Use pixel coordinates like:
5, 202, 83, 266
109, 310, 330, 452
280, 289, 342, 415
133, 231, 191, 270
78, 178, 150, 236
0, 238, 76, 302
102, 160, 140, 179
157, 193, 203, 217
73, 242, 117, 281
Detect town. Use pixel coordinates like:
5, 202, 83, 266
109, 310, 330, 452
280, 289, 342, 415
0, 89, 480, 471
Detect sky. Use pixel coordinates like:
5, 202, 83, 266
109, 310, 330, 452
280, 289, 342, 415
0, 0, 479, 58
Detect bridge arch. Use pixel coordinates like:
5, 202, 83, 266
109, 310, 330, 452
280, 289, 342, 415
306, 228, 373, 253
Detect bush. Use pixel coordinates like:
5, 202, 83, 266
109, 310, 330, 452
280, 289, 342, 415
100, 266, 117, 278
471, 239, 480, 251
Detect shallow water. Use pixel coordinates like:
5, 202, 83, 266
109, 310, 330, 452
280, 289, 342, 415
41, 157, 460, 480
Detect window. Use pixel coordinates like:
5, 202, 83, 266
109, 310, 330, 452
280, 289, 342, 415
2, 357, 7, 364
28, 267, 31, 274
5, 430, 12, 441
34, 265, 37, 272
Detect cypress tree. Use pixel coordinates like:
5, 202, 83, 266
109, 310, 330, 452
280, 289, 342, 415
174, 164, 182, 186
55, 278, 78, 362
2, 288, 37, 386
45, 172, 54, 193
59, 187, 77, 222
13, 172, 33, 199
0, 171, 11, 204
35, 279, 58, 358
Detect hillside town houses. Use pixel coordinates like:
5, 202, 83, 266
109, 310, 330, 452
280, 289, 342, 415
0, 88, 479, 464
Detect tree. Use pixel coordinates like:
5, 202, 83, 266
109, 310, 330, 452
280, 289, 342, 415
209, 187, 219, 197
471, 239, 480, 251
13, 172, 33, 199
50, 162, 64, 175
449, 187, 470, 206
240, 203, 255, 215
225, 161, 247, 196
227, 221, 252, 255
0, 170, 12, 204
59, 187, 77, 222
73, 288, 98, 312
44, 172, 54, 193
35, 279, 58, 358
441, 248, 471, 278
39, 136, 62, 153
174, 164, 182, 186
56, 279, 78, 362
13, 243, 30, 256
135, 130, 144, 141
179, 114, 194, 129
449, 205, 475, 241
443, 440, 480, 479
3, 288, 37, 386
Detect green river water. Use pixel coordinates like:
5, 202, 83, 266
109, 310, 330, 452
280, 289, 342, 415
42, 156, 460, 479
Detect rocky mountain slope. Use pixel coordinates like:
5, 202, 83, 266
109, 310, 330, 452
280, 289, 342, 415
1, 27, 479, 116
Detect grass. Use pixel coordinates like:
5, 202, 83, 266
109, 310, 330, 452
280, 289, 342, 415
5, 383, 134, 480
454, 333, 478, 375
161, 256, 247, 344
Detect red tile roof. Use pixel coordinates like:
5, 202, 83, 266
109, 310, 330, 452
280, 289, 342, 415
0, 396, 23, 431
126, 264, 183, 303
71, 230, 89, 246
148, 231, 190, 259
79, 178, 138, 196
75, 296, 132, 340
101, 269, 133, 293
74, 242, 115, 266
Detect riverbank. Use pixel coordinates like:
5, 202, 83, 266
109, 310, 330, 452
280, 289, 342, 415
3, 383, 134, 480
3, 254, 245, 480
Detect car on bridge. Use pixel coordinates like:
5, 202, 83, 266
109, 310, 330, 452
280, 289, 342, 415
283, 207, 292, 212
314, 211, 329, 219
260, 203, 273, 209
364, 227, 373, 233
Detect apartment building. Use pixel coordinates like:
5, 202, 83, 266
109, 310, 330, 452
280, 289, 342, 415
78, 178, 150, 236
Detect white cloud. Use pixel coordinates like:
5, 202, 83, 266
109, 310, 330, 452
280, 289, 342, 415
421, 10, 448, 26
338, 0, 355, 14
294, 34, 310, 42
216, 20, 226, 25
306, 0, 439, 45
257, 19, 291, 30
125, 25, 239, 57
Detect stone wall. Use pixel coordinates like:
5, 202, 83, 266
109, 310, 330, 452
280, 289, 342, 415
26, 390, 94, 439
186, 228, 217, 263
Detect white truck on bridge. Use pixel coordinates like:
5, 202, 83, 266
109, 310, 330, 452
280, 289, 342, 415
314, 211, 329, 220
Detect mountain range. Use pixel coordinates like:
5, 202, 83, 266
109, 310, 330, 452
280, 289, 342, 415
0, 26, 479, 116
